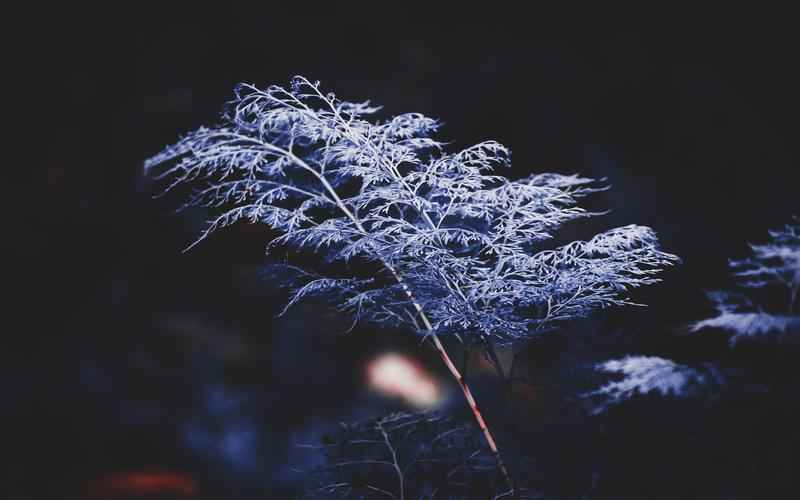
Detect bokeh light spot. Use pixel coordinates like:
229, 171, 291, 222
366, 352, 442, 407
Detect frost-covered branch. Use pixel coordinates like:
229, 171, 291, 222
690, 311, 800, 346
584, 356, 710, 414
146, 76, 678, 347
729, 218, 800, 306
691, 217, 800, 344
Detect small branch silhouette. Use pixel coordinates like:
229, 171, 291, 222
299, 411, 544, 499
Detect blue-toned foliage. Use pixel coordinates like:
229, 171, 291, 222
583, 356, 716, 414
588, 217, 799, 413
691, 217, 800, 344
145, 76, 678, 346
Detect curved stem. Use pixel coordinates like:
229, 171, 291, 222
278, 133, 516, 496
387, 269, 516, 495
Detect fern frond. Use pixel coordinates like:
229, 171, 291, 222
146, 75, 678, 345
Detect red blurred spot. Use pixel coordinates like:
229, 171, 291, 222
86, 470, 197, 498
512, 380, 536, 401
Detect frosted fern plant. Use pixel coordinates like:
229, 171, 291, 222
144, 76, 678, 494
690, 217, 800, 345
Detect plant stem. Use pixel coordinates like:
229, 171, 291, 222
285, 142, 516, 496
388, 269, 516, 496
462, 346, 470, 382
482, 336, 507, 382
377, 421, 404, 500
431, 335, 516, 492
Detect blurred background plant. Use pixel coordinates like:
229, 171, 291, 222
584, 217, 800, 498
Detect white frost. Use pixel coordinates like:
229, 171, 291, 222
585, 356, 705, 414
690, 312, 800, 345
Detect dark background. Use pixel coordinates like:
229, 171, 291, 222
5, 6, 799, 499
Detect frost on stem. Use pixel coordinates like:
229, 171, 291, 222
145, 76, 678, 347
690, 217, 800, 345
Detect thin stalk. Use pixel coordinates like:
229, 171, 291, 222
377, 421, 404, 500
482, 337, 517, 428
363, 144, 521, 494
482, 338, 517, 400
507, 352, 517, 409
282, 151, 515, 495
482, 336, 507, 381
462, 346, 470, 382
386, 267, 516, 495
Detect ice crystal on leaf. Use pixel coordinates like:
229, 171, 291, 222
145, 76, 678, 346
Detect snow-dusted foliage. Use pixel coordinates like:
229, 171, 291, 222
690, 218, 800, 345
145, 76, 678, 346
584, 356, 708, 414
